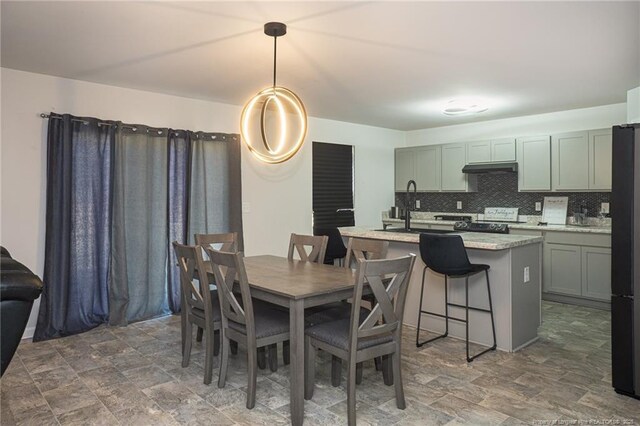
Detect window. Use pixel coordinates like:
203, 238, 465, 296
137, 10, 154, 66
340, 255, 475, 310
312, 141, 355, 228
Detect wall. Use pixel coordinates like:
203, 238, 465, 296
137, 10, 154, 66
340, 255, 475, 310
629, 87, 640, 123
0, 68, 405, 338
405, 103, 627, 146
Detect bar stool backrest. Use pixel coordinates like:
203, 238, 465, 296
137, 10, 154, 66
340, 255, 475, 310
418, 233, 473, 275
313, 227, 348, 264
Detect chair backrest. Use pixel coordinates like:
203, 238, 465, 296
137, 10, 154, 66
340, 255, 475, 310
204, 248, 256, 339
348, 254, 416, 351
195, 232, 238, 252
418, 233, 472, 275
172, 242, 214, 323
344, 237, 389, 269
287, 233, 329, 264
313, 227, 348, 264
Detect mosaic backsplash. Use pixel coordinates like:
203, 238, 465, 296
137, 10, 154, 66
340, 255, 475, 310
395, 173, 610, 217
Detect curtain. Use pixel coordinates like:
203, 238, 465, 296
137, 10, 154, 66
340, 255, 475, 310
35, 113, 242, 339
34, 115, 115, 340
188, 132, 244, 250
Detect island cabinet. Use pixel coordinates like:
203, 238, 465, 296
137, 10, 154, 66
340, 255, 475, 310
516, 135, 551, 191
467, 138, 516, 164
551, 128, 612, 191
543, 231, 611, 307
441, 143, 476, 192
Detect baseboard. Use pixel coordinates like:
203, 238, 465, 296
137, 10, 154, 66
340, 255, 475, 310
21, 325, 35, 341
542, 292, 611, 311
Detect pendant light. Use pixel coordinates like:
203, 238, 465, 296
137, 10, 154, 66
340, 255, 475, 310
241, 22, 307, 164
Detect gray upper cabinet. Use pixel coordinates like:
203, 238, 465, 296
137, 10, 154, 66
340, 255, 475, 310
552, 131, 589, 190
517, 135, 551, 191
467, 141, 491, 163
394, 148, 415, 191
441, 143, 474, 191
588, 128, 612, 190
415, 146, 441, 191
491, 138, 516, 162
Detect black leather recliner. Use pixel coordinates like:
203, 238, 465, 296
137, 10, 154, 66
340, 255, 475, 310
0, 246, 43, 376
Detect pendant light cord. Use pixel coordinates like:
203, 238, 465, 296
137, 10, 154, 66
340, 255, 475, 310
273, 35, 277, 88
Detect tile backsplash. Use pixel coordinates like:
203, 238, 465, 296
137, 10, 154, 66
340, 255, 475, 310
395, 173, 610, 217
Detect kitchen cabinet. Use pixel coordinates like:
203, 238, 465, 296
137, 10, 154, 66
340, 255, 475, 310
516, 135, 551, 191
588, 128, 612, 190
395, 148, 415, 191
552, 131, 589, 190
441, 143, 476, 192
542, 231, 611, 304
415, 146, 441, 191
466, 138, 516, 163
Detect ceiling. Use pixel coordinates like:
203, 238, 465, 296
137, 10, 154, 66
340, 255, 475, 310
2, 1, 639, 130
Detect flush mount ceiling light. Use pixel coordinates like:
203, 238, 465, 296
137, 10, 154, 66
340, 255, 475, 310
240, 22, 307, 164
442, 98, 488, 116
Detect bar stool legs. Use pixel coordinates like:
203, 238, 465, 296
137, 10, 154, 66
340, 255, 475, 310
416, 267, 497, 362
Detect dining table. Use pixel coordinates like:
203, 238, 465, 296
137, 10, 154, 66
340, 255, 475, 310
240, 254, 359, 426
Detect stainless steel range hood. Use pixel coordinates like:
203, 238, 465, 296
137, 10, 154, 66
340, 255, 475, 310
461, 162, 518, 174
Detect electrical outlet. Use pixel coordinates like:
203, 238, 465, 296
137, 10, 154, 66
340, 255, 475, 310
535, 202, 542, 212
415, 200, 420, 209
242, 202, 251, 213
456, 201, 462, 210
601, 202, 610, 214
524, 266, 530, 283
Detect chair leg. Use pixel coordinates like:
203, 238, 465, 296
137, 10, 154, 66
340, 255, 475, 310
230, 340, 238, 355
182, 320, 193, 368
486, 270, 498, 350
346, 361, 357, 426
218, 333, 229, 388
355, 362, 363, 385
247, 342, 257, 409
382, 354, 393, 386
304, 336, 315, 400
465, 276, 471, 362
196, 327, 203, 342
213, 330, 220, 356
374, 356, 382, 371
391, 349, 406, 409
283, 340, 290, 365
257, 347, 267, 370
331, 356, 342, 387
204, 326, 214, 385
268, 344, 278, 372
416, 269, 449, 347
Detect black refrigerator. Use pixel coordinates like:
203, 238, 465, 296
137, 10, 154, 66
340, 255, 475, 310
612, 123, 640, 399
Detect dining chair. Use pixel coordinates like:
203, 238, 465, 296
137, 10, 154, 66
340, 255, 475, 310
206, 248, 290, 409
305, 237, 390, 384
288, 233, 329, 264
172, 242, 220, 385
193, 232, 239, 356
304, 254, 416, 426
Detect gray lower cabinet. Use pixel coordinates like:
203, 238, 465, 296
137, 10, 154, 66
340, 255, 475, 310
581, 246, 612, 300
544, 243, 582, 296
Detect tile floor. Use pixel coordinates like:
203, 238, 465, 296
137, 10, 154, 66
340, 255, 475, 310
1, 302, 639, 425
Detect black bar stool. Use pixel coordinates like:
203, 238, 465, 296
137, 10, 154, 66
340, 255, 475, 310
313, 227, 347, 266
415, 233, 497, 362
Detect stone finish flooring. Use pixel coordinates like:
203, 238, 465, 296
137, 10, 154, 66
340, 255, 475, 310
1, 302, 639, 425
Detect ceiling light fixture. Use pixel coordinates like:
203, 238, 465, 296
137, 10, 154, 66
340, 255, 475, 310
442, 99, 488, 116
240, 22, 307, 164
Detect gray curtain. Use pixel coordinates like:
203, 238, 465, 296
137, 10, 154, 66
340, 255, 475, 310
189, 132, 244, 250
110, 126, 170, 325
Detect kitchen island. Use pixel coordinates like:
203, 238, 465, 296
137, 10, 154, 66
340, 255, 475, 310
339, 227, 544, 352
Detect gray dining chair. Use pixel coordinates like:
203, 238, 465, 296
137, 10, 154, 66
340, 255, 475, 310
173, 242, 220, 385
206, 248, 290, 409
194, 232, 238, 354
305, 237, 390, 385
304, 254, 416, 426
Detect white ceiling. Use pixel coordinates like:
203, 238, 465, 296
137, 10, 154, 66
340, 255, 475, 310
2, 1, 639, 130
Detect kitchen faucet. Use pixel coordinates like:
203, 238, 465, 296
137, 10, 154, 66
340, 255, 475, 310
405, 180, 417, 231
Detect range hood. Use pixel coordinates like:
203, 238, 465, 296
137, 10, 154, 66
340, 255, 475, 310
462, 162, 518, 174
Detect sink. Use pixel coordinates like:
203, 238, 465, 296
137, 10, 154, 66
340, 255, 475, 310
375, 228, 458, 234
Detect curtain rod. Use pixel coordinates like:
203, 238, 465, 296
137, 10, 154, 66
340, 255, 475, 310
40, 113, 237, 140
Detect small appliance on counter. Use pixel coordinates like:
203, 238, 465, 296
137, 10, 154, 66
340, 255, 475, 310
389, 206, 405, 219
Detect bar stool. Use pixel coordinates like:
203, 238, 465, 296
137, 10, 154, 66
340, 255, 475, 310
313, 227, 347, 266
415, 233, 497, 362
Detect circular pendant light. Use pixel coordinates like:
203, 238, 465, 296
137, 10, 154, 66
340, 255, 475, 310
241, 22, 308, 164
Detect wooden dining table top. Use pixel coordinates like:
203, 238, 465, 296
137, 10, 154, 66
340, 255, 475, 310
242, 255, 356, 300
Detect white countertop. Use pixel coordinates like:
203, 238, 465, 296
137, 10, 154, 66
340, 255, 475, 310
339, 226, 543, 251
381, 217, 612, 234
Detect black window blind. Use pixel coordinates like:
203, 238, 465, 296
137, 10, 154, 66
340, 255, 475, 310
312, 142, 355, 228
